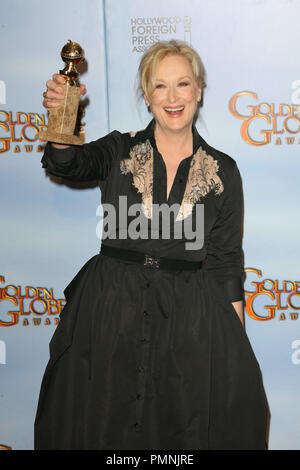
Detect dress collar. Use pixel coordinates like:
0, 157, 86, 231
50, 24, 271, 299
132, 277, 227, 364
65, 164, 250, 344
141, 119, 201, 158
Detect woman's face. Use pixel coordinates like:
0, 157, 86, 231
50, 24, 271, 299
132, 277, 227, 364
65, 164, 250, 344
146, 54, 201, 135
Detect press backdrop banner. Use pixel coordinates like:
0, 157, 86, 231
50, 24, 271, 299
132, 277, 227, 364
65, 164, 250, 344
0, 0, 299, 450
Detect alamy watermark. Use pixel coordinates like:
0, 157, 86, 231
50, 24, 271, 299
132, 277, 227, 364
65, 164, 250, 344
0, 80, 6, 104
0, 340, 6, 365
291, 339, 300, 365
96, 196, 204, 250
291, 80, 300, 104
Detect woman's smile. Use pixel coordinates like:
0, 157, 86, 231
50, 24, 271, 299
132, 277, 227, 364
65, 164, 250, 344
163, 105, 185, 117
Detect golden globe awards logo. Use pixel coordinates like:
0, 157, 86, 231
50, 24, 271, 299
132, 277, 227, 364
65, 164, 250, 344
130, 16, 192, 53
0, 111, 47, 153
0, 275, 65, 327
229, 91, 300, 146
245, 268, 300, 321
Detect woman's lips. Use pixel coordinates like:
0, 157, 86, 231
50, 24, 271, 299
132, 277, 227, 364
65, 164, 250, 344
164, 106, 185, 117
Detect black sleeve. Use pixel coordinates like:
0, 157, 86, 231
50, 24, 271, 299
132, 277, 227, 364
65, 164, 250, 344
40, 130, 123, 181
204, 162, 244, 302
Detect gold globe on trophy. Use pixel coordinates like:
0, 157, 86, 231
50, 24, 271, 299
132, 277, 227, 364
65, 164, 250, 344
39, 40, 85, 145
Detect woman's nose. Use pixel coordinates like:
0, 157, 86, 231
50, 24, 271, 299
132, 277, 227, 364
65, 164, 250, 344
167, 86, 177, 102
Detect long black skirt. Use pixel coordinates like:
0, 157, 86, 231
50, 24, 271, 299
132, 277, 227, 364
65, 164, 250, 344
34, 253, 269, 450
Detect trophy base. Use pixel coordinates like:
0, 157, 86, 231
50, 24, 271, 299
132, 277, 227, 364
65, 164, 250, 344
39, 130, 85, 146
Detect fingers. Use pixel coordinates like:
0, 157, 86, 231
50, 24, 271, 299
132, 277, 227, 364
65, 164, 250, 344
43, 75, 64, 109
43, 97, 61, 109
42, 73, 87, 109
80, 84, 87, 96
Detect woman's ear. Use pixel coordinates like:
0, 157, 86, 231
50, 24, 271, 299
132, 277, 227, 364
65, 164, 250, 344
144, 93, 150, 108
197, 88, 202, 103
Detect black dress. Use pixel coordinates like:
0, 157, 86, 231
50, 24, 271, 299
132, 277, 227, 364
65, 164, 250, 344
34, 119, 269, 450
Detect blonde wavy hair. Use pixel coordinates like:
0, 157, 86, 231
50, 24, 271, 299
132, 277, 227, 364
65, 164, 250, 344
138, 39, 206, 102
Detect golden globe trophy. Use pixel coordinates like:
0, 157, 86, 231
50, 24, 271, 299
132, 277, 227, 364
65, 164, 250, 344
39, 40, 85, 145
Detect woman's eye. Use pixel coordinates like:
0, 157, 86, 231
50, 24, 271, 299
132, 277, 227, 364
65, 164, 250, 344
179, 82, 190, 87
155, 84, 165, 89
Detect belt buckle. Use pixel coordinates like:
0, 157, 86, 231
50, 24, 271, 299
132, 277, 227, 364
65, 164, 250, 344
144, 254, 160, 268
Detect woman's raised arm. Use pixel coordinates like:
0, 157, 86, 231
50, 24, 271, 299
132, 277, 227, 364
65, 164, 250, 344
41, 73, 123, 182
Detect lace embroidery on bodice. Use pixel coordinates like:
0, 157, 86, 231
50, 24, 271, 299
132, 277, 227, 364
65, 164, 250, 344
120, 140, 224, 220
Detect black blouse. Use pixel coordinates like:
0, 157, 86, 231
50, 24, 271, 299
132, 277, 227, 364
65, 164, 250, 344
41, 119, 245, 303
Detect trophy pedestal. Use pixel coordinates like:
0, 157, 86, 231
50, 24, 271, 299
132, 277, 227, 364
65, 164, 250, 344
39, 81, 85, 146
39, 130, 84, 146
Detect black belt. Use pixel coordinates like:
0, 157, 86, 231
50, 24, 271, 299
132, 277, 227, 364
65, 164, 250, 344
100, 245, 203, 271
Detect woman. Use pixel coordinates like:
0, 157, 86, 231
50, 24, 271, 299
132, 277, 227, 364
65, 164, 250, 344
34, 40, 269, 450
